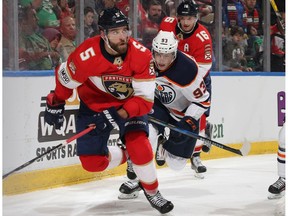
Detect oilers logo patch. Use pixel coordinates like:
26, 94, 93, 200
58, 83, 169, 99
155, 83, 176, 104
102, 75, 134, 100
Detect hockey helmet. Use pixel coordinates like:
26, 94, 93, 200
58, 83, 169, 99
177, 0, 198, 17
98, 7, 129, 31
152, 30, 178, 56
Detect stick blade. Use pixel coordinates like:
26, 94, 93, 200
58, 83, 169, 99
240, 139, 251, 156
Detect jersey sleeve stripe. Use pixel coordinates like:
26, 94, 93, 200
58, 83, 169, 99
57, 62, 82, 89
132, 79, 156, 101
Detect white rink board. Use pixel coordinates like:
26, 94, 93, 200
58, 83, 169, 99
3, 75, 285, 174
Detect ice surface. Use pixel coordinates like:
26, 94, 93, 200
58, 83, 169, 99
3, 154, 286, 216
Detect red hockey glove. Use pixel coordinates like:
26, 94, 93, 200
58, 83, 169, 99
44, 92, 65, 129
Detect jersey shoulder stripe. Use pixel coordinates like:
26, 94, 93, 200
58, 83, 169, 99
162, 51, 198, 87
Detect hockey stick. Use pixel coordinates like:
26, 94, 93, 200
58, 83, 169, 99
2, 125, 96, 179
270, 0, 285, 34
148, 116, 251, 156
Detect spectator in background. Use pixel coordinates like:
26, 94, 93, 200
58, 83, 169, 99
196, 0, 214, 25
51, 0, 62, 19
140, 0, 164, 49
236, 0, 263, 71
244, 24, 263, 71
223, 26, 253, 72
95, 0, 116, 14
243, 0, 263, 37
84, 6, 98, 39
42, 27, 67, 68
18, 5, 54, 70
223, 0, 246, 30
115, 0, 130, 16
57, 0, 74, 18
36, 0, 60, 29
59, 16, 77, 61
270, 0, 285, 72
19, 0, 43, 10
141, 0, 174, 17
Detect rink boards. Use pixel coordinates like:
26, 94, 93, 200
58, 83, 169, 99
2, 71, 285, 195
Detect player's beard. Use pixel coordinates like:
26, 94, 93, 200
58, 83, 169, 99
109, 38, 128, 55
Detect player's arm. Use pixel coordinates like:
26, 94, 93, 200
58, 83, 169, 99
176, 53, 210, 120
192, 28, 213, 71
183, 73, 210, 121
159, 16, 177, 32
44, 46, 91, 129
54, 46, 94, 101
123, 61, 155, 118
122, 44, 156, 118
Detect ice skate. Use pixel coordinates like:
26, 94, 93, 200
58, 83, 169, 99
268, 177, 285, 199
191, 154, 207, 179
142, 189, 174, 214
118, 180, 141, 199
202, 121, 213, 153
155, 135, 167, 166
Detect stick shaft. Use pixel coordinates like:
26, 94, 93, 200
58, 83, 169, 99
148, 116, 243, 156
3, 125, 95, 179
270, 0, 279, 12
270, 0, 285, 31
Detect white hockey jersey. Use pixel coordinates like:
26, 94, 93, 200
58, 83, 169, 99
155, 50, 210, 120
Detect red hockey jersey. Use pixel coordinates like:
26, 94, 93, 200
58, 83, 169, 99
159, 16, 213, 77
54, 36, 156, 118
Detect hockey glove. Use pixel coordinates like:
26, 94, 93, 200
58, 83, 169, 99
92, 107, 123, 135
168, 116, 199, 145
44, 92, 65, 129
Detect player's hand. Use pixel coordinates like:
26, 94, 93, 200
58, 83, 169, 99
169, 116, 199, 145
92, 107, 123, 135
44, 92, 65, 129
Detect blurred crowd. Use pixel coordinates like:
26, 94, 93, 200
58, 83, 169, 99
2, 0, 285, 72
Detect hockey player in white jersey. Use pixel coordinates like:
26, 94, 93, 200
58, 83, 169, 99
118, 30, 210, 199
268, 123, 286, 199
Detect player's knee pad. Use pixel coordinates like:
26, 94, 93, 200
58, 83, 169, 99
79, 155, 109, 172
165, 152, 187, 171
125, 131, 153, 165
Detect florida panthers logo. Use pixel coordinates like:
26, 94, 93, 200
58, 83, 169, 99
102, 75, 134, 100
155, 83, 176, 104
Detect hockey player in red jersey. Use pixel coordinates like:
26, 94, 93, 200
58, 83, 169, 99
159, 0, 213, 176
118, 30, 210, 198
44, 7, 173, 214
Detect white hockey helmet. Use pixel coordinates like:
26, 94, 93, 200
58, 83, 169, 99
152, 30, 178, 58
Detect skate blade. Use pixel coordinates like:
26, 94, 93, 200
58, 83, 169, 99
194, 172, 205, 179
118, 191, 140, 200
267, 192, 285, 200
